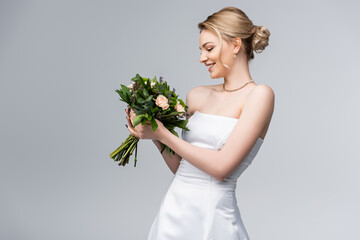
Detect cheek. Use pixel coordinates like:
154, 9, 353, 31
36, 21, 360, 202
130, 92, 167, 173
220, 51, 233, 62
209, 49, 221, 60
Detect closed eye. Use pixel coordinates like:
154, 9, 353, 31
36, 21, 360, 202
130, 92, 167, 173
199, 47, 214, 54
207, 47, 214, 52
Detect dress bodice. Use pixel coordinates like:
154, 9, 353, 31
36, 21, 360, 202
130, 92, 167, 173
180, 110, 264, 183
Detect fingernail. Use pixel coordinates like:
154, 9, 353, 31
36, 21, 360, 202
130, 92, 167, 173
125, 124, 128, 128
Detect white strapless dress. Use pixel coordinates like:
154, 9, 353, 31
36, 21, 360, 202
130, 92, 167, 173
148, 111, 264, 240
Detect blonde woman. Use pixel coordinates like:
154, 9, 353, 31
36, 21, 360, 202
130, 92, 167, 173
126, 6, 274, 240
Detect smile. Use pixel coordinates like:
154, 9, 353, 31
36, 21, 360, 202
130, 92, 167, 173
208, 63, 215, 72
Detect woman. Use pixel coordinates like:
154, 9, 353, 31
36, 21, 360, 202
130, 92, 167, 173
126, 6, 274, 240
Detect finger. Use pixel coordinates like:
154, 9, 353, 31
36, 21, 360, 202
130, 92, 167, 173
125, 108, 131, 117
127, 124, 138, 137
125, 109, 130, 121
126, 115, 133, 128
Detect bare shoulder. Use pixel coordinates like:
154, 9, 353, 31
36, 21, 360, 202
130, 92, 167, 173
186, 85, 213, 117
248, 84, 275, 103
243, 84, 275, 121
186, 84, 219, 100
187, 85, 206, 98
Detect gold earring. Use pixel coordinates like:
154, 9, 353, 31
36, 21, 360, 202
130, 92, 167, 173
233, 53, 237, 59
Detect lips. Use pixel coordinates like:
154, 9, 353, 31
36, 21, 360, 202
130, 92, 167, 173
208, 63, 215, 72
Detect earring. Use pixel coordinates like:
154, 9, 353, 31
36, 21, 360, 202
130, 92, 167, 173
233, 53, 237, 59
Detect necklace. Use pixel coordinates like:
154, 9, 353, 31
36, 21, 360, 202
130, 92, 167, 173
223, 79, 254, 92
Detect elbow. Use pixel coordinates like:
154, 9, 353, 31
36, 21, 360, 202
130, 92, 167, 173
211, 153, 241, 181
214, 175, 225, 182
210, 157, 230, 181
212, 169, 228, 182
212, 164, 234, 181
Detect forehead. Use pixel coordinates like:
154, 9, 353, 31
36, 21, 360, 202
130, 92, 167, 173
199, 29, 219, 46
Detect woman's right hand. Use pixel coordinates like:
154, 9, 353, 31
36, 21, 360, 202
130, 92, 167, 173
125, 106, 136, 126
125, 107, 166, 141
125, 106, 181, 173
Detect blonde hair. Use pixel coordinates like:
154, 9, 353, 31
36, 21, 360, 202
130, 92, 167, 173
198, 7, 270, 64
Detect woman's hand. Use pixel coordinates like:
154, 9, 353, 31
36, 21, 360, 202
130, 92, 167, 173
125, 108, 165, 141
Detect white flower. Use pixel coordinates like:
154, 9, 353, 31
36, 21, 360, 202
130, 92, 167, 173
127, 82, 135, 90
144, 80, 156, 88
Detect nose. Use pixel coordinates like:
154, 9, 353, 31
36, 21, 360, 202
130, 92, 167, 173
199, 52, 207, 63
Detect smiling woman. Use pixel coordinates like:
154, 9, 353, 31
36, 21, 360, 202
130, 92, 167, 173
198, 7, 270, 83
125, 6, 274, 240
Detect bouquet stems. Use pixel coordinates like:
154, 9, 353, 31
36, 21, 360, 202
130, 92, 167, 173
110, 134, 139, 166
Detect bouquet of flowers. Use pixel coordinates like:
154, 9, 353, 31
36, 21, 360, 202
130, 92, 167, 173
110, 74, 189, 167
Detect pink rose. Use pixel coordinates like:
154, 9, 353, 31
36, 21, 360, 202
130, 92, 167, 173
156, 94, 169, 110
175, 101, 185, 116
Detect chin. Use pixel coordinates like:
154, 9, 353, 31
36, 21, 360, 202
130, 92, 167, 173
210, 72, 224, 79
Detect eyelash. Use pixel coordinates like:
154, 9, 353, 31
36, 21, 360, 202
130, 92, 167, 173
200, 47, 214, 54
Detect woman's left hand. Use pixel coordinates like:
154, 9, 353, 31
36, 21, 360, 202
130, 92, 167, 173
125, 108, 165, 141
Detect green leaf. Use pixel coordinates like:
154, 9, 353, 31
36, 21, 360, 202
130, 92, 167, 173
162, 123, 177, 129
160, 143, 166, 153
121, 84, 130, 95
170, 129, 179, 137
115, 89, 127, 102
175, 120, 190, 131
144, 114, 152, 122
133, 115, 144, 127
145, 95, 153, 102
160, 111, 185, 118
150, 117, 158, 131
138, 76, 147, 89
142, 88, 149, 97
131, 74, 141, 82
166, 146, 171, 156
178, 99, 186, 106
137, 97, 145, 104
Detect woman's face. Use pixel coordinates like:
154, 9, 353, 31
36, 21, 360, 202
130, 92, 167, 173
199, 29, 235, 79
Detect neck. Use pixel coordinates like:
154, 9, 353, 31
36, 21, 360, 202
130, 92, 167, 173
223, 52, 253, 90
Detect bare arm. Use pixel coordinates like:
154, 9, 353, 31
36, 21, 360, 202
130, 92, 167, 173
152, 139, 182, 174
156, 85, 275, 181
126, 85, 274, 181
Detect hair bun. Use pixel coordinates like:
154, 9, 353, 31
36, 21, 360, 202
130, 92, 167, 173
252, 25, 270, 53
198, 7, 270, 62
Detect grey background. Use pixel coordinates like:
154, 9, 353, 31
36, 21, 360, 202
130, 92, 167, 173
1, 0, 359, 239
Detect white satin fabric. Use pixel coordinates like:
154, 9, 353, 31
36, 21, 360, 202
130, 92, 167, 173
148, 111, 264, 240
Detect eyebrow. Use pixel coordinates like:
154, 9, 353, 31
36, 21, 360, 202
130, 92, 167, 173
199, 42, 214, 50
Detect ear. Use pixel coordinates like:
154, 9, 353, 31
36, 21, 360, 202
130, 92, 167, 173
232, 37, 242, 54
